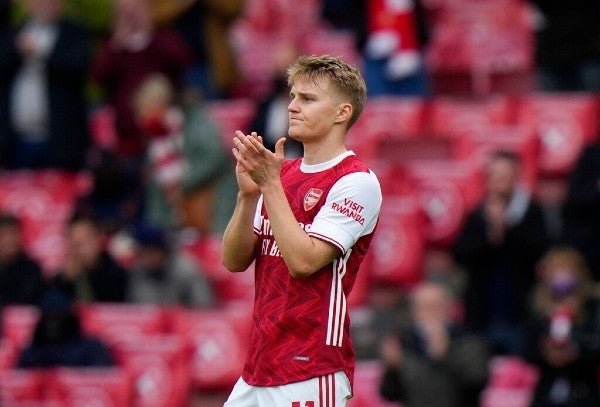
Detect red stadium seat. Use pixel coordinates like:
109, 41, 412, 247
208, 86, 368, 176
1, 306, 40, 351
428, 96, 514, 138
366, 195, 426, 287
404, 158, 485, 246
0, 340, 17, 372
514, 92, 600, 175
348, 98, 431, 165
351, 97, 427, 140
182, 235, 255, 305
426, 0, 535, 95
78, 304, 169, 344
0, 369, 46, 404
480, 387, 535, 407
171, 306, 252, 391
0, 170, 84, 273
487, 356, 538, 389
347, 361, 399, 407
300, 28, 362, 68
47, 368, 133, 407
479, 356, 538, 407
113, 334, 191, 407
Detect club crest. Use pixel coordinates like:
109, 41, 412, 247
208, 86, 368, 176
303, 188, 323, 211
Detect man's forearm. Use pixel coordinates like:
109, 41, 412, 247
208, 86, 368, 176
261, 182, 337, 278
221, 193, 259, 272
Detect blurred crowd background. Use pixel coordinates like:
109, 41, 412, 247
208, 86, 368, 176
1, 0, 600, 406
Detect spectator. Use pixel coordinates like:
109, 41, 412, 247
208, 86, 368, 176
248, 43, 303, 159
561, 142, 600, 280
0, 214, 44, 307
149, 0, 245, 99
18, 292, 114, 368
127, 224, 215, 307
132, 74, 236, 234
529, 0, 600, 92
0, 0, 89, 170
523, 246, 600, 407
90, 0, 192, 159
379, 281, 490, 407
363, 0, 430, 96
452, 150, 550, 355
50, 214, 129, 303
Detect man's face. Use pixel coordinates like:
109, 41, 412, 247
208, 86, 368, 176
68, 222, 102, 269
486, 157, 518, 198
287, 77, 343, 143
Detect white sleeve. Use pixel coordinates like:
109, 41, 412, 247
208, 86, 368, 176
308, 171, 382, 254
252, 195, 264, 235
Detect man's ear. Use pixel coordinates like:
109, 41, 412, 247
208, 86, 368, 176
334, 103, 353, 125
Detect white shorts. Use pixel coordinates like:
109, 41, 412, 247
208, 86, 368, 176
223, 371, 352, 407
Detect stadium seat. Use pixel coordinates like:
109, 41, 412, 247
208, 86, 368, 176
514, 92, 600, 175
0, 170, 84, 273
347, 360, 399, 407
480, 387, 535, 407
404, 158, 485, 246
479, 356, 538, 407
366, 195, 426, 287
427, 95, 514, 138
1, 306, 40, 351
487, 356, 538, 389
182, 235, 255, 305
47, 368, 133, 407
300, 28, 362, 68
0, 369, 46, 404
234, 0, 321, 41
426, 0, 535, 95
348, 98, 430, 164
170, 306, 252, 391
113, 334, 191, 407
78, 303, 169, 344
351, 97, 427, 141
0, 340, 17, 372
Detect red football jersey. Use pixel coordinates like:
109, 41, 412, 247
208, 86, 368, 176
243, 152, 382, 389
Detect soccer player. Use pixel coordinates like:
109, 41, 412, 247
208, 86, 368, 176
221, 55, 382, 406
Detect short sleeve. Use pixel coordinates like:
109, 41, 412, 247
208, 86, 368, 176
308, 171, 382, 254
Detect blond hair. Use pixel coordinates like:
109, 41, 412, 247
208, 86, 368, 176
287, 55, 366, 129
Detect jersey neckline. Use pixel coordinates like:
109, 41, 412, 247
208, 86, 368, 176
300, 151, 356, 174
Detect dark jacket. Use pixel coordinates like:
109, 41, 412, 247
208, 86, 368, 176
380, 325, 490, 407
0, 252, 44, 306
452, 198, 549, 332
531, 0, 600, 67
18, 307, 114, 368
562, 144, 600, 279
51, 252, 129, 303
0, 19, 90, 170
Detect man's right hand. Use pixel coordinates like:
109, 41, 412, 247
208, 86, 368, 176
233, 131, 262, 197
